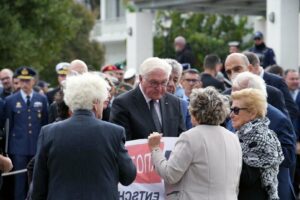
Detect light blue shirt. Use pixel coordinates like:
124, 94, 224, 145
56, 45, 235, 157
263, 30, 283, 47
20, 89, 33, 103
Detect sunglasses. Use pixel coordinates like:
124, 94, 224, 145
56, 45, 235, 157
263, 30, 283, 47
230, 107, 247, 115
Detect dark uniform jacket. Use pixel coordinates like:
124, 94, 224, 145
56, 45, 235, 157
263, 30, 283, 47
46, 87, 60, 105
4, 91, 48, 156
249, 42, 276, 68
31, 110, 136, 200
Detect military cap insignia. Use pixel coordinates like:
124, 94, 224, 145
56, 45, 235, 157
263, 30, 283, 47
21, 68, 29, 75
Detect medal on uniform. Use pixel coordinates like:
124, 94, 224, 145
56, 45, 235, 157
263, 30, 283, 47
38, 111, 41, 118
16, 102, 22, 108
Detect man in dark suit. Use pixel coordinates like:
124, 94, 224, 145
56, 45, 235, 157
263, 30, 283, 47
224, 53, 288, 116
244, 52, 298, 125
110, 57, 186, 140
32, 73, 136, 200
4, 67, 48, 200
0, 69, 14, 99
227, 71, 297, 200
201, 54, 225, 92
284, 69, 300, 196
46, 62, 70, 123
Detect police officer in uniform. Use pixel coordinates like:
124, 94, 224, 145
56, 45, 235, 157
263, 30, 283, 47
4, 67, 48, 200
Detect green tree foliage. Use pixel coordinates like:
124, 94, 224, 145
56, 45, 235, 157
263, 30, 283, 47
154, 11, 253, 70
0, 0, 79, 71
0, 0, 105, 85
42, 3, 105, 84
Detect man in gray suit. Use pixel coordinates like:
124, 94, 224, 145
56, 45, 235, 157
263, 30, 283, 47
110, 57, 186, 140
31, 73, 136, 200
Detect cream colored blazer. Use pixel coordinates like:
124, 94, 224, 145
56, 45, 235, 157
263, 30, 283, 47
152, 125, 242, 200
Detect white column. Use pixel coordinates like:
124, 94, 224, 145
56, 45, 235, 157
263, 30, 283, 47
299, 14, 300, 66
100, 0, 106, 20
126, 11, 154, 73
267, 0, 299, 70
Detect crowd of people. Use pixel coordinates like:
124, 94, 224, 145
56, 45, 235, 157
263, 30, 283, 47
0, 31, 299, 200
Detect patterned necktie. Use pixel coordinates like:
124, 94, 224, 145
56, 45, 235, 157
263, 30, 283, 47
149, 100, 162, 133
26, 95, 30, 107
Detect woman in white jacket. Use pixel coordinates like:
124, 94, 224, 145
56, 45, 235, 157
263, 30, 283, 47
148, 87, 242, 200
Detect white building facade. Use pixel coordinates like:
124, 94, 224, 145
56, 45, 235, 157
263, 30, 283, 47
91, 0, 300, 71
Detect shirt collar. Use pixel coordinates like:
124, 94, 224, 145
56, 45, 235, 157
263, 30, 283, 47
139, 84, 152, 103
259, 67, 264, 78
20, 89, 33, 100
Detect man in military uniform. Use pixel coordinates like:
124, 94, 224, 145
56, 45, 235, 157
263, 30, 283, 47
114, 64, 133, 96
46, 62, 70, 105
4, 66, 48, 200
46, 62, 69, 123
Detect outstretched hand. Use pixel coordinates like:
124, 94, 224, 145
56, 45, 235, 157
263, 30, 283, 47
148, 132, 162, 151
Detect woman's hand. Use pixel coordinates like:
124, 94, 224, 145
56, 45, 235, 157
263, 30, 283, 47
148, 132, 162, 151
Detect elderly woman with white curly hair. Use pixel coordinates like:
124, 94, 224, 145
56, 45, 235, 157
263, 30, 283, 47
31, 73, 136, 200
148, 87, 242, 200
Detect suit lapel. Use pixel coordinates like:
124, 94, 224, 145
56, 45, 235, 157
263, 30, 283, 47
133, 87, 156, 132
160, 95, 168, 136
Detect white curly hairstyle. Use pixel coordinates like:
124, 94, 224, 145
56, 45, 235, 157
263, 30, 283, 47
64, 73, 108, 112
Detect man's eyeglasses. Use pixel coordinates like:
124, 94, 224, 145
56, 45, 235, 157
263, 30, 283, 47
147, 80, 168, 88
230, 107, 248, 115
184, 79, 199, 84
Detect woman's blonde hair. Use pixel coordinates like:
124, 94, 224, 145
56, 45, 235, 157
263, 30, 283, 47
231, 88, 267, 118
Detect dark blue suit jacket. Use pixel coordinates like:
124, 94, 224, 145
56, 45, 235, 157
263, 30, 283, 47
226, 104, 296, 199
293, 92, 300, 140
0, 98, 4, 130
32, 110, 136, 200
263, 72, 298, 124
4, 91, 48, 156
180, 99, 192, 130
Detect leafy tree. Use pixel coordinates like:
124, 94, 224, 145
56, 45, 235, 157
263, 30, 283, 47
42, 3, 105, 85
0, 0, 105, 85
0, 0, 79, 71
154, 11, 253, 71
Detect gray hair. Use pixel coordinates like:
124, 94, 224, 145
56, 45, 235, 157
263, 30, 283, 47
0, 68, 14, 78
139, 57, 172, 78
64, 73, 108, 112
232, 72, 267, 98
174, 36, 186, 45
164, 58, 183, 78
69, 59, 88, 75
189, 87, 229, 125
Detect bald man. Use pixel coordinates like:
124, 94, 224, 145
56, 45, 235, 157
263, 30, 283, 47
0, 69, 14, 98
69, 59, 88, 75
224, 53, 288, 117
